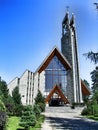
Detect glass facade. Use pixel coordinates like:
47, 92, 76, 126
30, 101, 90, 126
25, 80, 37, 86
45, 56, 67, 95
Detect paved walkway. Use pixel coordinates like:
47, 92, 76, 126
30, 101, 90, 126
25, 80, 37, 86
41, 106, 98, 130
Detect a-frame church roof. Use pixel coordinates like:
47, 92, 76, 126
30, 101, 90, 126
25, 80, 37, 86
81, 80, 91, 96
45, 85, 69, 104
36, 46, 71, 73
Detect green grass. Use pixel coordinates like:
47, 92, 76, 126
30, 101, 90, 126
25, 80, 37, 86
85, 115, 98, 121
7, 115, 45, 130
7, 116, 24, 130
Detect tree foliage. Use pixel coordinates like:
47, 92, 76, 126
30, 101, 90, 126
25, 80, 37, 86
0, 100, 7, 130
84, 51, 98, 64
12, 86, 23, 116
12, 86, 21, 105
0, 80, 9, 104
82, 67, 98, 116
91, 66, 98, 93
33, 104, 41, 119
34, 90, 45, 112
19, 105, 36, 130
34, 90, 45, 104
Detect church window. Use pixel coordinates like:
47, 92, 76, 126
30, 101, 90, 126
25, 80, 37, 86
45, 56, 67, 95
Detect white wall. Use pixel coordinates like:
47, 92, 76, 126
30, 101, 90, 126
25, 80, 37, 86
19, 70, 28, 105
33, 72, 39, 103
8, 77, 19, 96
39, 71, 45, 96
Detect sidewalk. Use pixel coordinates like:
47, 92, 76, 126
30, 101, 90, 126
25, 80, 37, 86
41, 106, 82, 130
41, 116, 53, 130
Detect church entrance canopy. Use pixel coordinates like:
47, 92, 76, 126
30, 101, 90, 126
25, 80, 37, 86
45, 85, 69, 104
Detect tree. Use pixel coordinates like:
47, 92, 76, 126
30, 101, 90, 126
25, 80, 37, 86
83, 3, 98, 64
34, 90, 45, 112
0, 77, 15, 116
84, 51, 98, 64
12, 86, 21, 105
19, 105, 36, 130
0, 80, 9, 103
33, 104, 41, 119
35, 90, 45, 104
12, 86, 23, 116
0, 100, 7, 130
81, 67, 98, 116
90, 66, 98, 93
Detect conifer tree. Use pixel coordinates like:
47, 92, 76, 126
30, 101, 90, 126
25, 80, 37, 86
19, 105, 36, 130
91, 66, 98, 94
34, 90, 45, 104
12, 86, 21, 105
12, 86, 22, 116
34, 90, 45, 112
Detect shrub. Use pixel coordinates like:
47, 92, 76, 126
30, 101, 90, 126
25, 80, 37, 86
93, 104, 98, 115
33, 104, 41, 119
0, 111, 7, 130
5, 103, 14, 116
19, 105, 36, 130
0, 100, 6, 112
0, 100, 7, 130
81, 108, 89, 115
38, 102, 45, 112
71, 103, 75, 109
14, 104, 23, 116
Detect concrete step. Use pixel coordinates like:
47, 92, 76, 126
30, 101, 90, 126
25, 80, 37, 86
45, 106, 84, 114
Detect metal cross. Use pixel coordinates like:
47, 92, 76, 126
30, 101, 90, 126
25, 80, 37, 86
66, 6, 69, 12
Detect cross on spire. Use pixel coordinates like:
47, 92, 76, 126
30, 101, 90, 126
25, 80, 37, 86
66, 6, 69, 12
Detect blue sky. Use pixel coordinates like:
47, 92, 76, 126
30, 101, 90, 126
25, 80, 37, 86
0, 0, 98, 85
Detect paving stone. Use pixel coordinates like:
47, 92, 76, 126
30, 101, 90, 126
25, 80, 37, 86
41, 106, 98, 130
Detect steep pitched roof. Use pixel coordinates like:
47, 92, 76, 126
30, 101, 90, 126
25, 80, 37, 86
45, 85, 69, 104
36, 46, 71, 73
81, 80, 91, 96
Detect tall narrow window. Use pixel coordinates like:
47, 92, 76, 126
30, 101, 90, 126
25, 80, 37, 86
45, 56, 67, 96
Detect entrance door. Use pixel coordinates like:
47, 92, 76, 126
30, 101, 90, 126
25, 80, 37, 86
45, 85, 69, 106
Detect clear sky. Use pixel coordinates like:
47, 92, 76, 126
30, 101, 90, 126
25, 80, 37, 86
0, 0, 98, 86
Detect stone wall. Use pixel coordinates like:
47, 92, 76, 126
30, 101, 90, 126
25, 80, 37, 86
61, 13, 82, 103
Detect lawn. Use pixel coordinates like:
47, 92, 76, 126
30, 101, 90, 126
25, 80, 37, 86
7, 116, 24, 130
7, 115, 45, 130
86, 115, 98, 121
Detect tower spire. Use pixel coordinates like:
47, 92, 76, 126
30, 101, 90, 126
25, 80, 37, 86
62, 10, 70, 36
61, 11, 82, 103
70, 13, 75, 27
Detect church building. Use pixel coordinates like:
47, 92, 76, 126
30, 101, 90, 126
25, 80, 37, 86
8, 12, 91, 106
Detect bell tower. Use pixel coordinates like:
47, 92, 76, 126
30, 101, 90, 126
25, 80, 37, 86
61, 12, 82, 103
